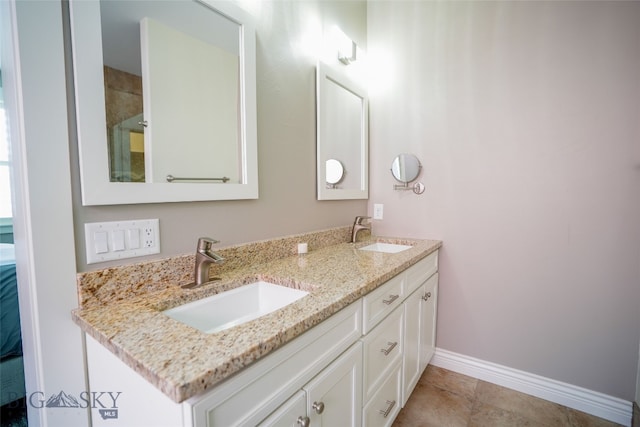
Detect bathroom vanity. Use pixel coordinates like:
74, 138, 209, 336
73, 230, 440, 426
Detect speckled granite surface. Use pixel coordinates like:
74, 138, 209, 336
72, 227, 441, 403
76, 226, 354, 308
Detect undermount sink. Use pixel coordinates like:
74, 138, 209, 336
358, 242, 412, 254
163, 281, 308, 334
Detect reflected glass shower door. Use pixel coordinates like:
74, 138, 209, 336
111, 113, 145, 182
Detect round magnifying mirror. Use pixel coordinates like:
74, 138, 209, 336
391, 153, 421, 183
325, 159, 344, 187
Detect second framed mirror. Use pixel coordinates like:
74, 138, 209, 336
316, 62, 368, 200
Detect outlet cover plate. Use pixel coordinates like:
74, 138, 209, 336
85, 219, 160, 264
373, 204, 384, 220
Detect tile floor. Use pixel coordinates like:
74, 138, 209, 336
393, 365, 625, 427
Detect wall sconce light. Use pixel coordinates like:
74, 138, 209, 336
332, 26, 357, 65
338, 39, 357, 65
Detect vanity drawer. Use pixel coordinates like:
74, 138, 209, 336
361, 306, 403, 401
363, 274, 404, 334
404, 250, 438, 295
362, 363, 402, 427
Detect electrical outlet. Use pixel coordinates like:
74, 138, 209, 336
373, 204, 384, 220
143, 225, 156, 248
85, 219, 160, 264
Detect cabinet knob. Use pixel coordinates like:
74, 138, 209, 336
297, 416, 310, 427
312, 401, 325, 414
382, 294, 399, 305
422, 291, 432, 301
378, 400, 396, 418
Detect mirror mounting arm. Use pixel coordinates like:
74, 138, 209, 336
393, 182, 425, 195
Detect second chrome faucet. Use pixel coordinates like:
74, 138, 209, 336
182, 237, 225, 289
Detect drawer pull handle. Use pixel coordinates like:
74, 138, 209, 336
297, 416, 310, 427
382, 294, 399, 305
380, 341, 398, 356
379, 400, 396, 418
312, 401, 325, 414
422, 291, 432, 301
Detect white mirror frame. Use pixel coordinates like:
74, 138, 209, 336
69, 0, 258, 205
316, 62, 368, 200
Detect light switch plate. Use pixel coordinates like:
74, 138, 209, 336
85, 219, 160, 264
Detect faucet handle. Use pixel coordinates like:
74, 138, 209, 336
197, 237, 219, 251
354, 216, 371, 225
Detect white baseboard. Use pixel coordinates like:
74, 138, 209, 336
431, 348, 633, 427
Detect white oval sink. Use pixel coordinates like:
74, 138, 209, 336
358, 242, 412, 254
163, 281, 308, 334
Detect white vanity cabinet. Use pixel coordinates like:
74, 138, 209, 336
84, 249, 439, 427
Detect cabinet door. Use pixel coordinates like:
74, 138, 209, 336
402, 273, 439, 406
258, 390, 308, 427
401, 285, 423, 407
419, 273, 438, 371
304, 343, 362, 427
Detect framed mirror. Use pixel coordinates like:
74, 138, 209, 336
69, 0, 258, 205
316, 62, 368, 200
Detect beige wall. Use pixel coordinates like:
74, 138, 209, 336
368, 1, 640, 400
71, 0, 368, 272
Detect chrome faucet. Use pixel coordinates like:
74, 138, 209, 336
182, 237, 225, 289
351, 216, 371, 243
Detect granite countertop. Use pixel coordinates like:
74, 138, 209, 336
72, 235, 441, 403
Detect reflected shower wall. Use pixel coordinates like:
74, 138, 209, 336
103, 66, 145, 182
